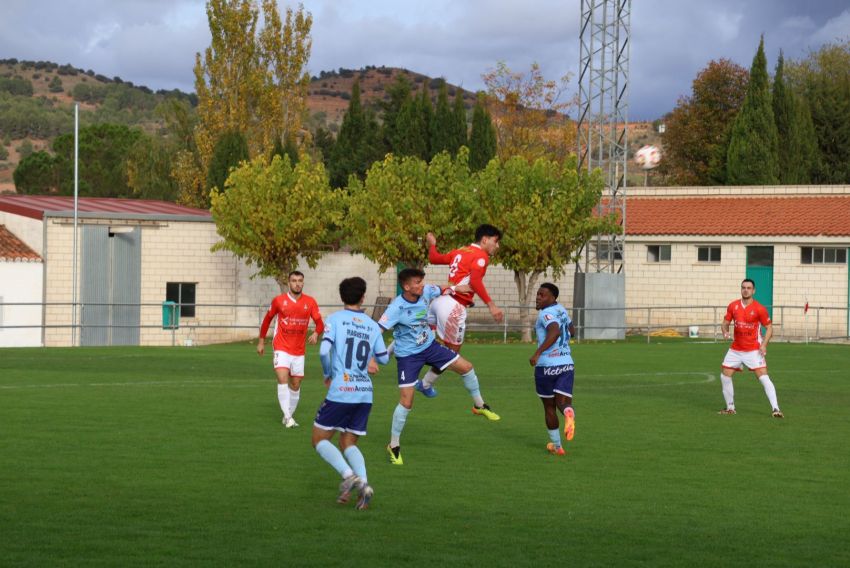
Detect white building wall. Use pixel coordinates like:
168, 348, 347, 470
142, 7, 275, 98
0, 213, 43, 253
0, 261, 43, 347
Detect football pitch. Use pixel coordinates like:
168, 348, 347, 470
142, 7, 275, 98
1, 341, 848, 567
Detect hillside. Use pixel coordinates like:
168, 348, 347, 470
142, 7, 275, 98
0, 58, 662, 194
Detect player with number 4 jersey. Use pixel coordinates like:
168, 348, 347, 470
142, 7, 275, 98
378, 268, 500, 466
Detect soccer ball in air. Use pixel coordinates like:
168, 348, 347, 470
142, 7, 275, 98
634, 145, 661, 170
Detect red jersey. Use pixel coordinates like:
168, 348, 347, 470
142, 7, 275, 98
724, 299, 771, 352
259, 293, 324, 355
429, 243, 492, 307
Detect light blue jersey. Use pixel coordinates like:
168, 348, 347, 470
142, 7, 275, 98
377, 284, 442, 357
535, 303, 574, 367
321, 309, 388, 404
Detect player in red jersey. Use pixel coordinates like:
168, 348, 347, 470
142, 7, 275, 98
416, 224, 504, 397
718, 278, 783, 418
258, 271, 325, 428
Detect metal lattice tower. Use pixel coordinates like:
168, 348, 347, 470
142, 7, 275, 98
577, 0, 630, 273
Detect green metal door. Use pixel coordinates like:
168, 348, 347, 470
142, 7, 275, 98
746, 246, 774, 318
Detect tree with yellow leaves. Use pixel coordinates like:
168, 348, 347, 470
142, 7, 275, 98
176, 0, 312, 208
482, 61, 576, 164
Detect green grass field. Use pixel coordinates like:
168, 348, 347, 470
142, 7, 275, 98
2, 341, 849, 567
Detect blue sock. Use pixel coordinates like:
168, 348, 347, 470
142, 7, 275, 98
548, 428, 561, 448
390, 404, 410, 446
461, 369, 484, 407
343, 446, 367, 482
315, 440, 353, 479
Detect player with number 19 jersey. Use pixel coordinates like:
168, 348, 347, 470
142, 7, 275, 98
322, 309, 387, 404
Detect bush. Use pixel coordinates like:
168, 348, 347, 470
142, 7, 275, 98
0, 77, 34, 96
48, 76, 63, 93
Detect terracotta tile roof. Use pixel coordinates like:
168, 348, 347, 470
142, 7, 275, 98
626, 196, 850, 237
0, 195, 211, 221
0, 225, 41, 261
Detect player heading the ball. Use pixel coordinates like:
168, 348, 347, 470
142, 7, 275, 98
419, 224, 504, 395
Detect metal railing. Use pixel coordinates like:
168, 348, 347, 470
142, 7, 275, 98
0, 301, 847, 346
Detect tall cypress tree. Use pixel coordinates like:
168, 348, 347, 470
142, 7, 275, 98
329, 79, 382, 188
469, 92, 497, 171
450, 89, 468, 154
393, 97, 427, 159
430, 80, 454, 156
381, 75, 412, 154
207, 130, 249, 192
726, 37, 780, 185
418, 84, 434, 160
773, 51, 817, 184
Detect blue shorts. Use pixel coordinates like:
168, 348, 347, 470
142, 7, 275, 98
313, 400, 372, 436
396, 341, 459, 387
535, 364, 575, 398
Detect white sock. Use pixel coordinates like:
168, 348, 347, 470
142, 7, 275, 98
277, 384, 291, 419
288, 386, 300, 417
720, 374, 735, 409
759, 375, 779, 410
421, 369, 440, 389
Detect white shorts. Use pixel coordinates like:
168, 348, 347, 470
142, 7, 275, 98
273, 351, 305, 377
722, 349, 766, 371
427, 294, 468, 346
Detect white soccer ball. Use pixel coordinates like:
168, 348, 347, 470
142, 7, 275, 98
634, 145, 661, 170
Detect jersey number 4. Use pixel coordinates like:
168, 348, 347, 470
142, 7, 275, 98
344, 337, 370, 371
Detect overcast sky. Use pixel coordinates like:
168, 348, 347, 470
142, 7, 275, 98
2, 1, 848, 119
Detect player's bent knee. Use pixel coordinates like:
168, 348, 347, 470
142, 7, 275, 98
451, 357, 473, 374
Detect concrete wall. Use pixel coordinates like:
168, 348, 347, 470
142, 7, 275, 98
0, 260, 43, 347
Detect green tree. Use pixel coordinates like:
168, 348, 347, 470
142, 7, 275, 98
772, 52, 818, 184
126, 134, 181, 201
469, 92, 497, 171
207, 130, 250, 194
346, 148, 480, 271
48, 76, 63, 93
430, 80, 454, 156
418, 84, 434, 159
380, 74, 412, 153
726, 37, 780, 185
450, 89, 468, 154
0, 144, 7, 160
786, 40, 850, 183
328, 79, 383, 188
13, 151, 57, 194
210, 154, 345, 292
392, 96, 427, 159
475, 155, 617, 340
660, 59, 749, 185
52, 124, 143, 197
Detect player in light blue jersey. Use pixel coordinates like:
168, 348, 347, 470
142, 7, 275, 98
312, 277, 389, 510
378, 268, 500, 466
529, 283, 577, 456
